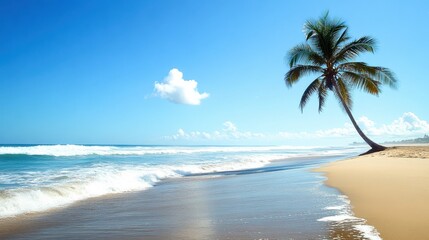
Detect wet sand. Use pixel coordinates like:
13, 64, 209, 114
317, 146, 429, 240
0, 156, 365, 240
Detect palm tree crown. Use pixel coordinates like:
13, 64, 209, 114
285, 12, 397, 152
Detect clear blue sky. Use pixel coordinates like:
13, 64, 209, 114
1, 0, 428, 145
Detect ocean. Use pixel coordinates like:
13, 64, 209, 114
0, 145, 381, 239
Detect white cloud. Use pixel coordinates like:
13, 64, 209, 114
223, 121, 237, 132
154, 68, 209, 105
278, 112, 429, 139
363, 112, 429, 136
165, 121, 264, 141
357, 116, 375, 128
314, 124, 356, 138
221, 121, 265, 139
164, 112, 428, 143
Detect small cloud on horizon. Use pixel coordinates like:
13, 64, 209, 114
164, 121, 264, 141
278, 112, 429, 139
165, 112, 429, 143
154, 68, 209, 105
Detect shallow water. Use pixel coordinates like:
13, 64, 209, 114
0, 145, 380, 239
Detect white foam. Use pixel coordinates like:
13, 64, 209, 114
0, 153, 279, 218
324, 205, 346, 210
0, 166, 180, 218
0, 144, 363, 157
0, 145, 366, 218
317, 214, 357, 222
354, 225, 382, 240
319, 194, 383, 239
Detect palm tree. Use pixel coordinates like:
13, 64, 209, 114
284, 12, 397, 152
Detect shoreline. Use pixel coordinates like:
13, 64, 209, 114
0, 154, 350, 220
0, 154, 365, 240
316, 145, 429, 240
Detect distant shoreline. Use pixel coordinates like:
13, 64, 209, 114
316, 145, 429, 240
350, 134, 429, 146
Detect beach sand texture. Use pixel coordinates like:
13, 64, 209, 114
317, 146, 429, 240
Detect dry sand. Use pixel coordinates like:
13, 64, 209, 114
317, 146, 429, 240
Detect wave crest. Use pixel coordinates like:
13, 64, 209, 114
0, 156, 274, 218
0, 144, 326, 157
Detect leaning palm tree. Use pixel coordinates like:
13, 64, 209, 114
285, 12, 397, 152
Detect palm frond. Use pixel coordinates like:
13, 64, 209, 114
299, 78, 321, 112
304, 11, 329, 40
341, 71, 380, 95
334, 37, 376, 63
304, 19, 318, 41
287, 43, 325, 67
333, 28, 350, 51
284, 65, 324, 87
318, 83, 328, 113
371, 67, 398, 88
338, 62, 373, 73
339, 62, 398, 88
304, 12, 347, 61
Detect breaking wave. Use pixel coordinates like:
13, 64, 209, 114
0, 155, 273, 218
0, 144, 365, 218
0, 144, 347, 157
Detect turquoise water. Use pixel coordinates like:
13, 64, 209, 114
0, 144, 381, 239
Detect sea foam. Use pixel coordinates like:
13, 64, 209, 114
318, 194, 382, 240
354, 225, 383, 240
0, 145, 365, 218
0, 166, 175, 218
0, 154, 275, 218
0, 144, 358, 157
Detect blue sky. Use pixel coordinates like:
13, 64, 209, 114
0, 0, 428, 145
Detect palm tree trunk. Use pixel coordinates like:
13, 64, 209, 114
332, 81, 386, 152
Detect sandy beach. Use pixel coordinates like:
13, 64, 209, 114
317, 145, 429, 240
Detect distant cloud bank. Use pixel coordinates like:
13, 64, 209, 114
165, 121, 264, 141
154, 68, 209, 105
279, 112, 429, 139
165, 112, 429, 142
